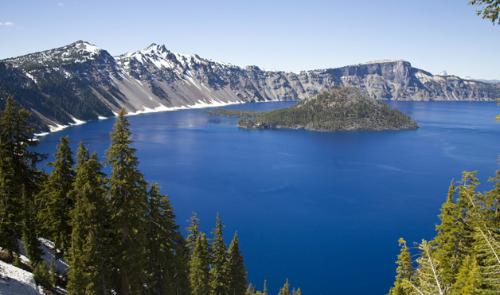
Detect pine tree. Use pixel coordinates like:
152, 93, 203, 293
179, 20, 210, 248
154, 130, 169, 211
189, 233, 210, 295
210, 214, 229, 295
431, 179, 467, 286
145, 183, 179, 295
471, 226, 500, 293
292, 288, 302, 295
67, 151, 110, 295
36, 136, 75, 257
21, 184, 42, 264
408, 240, 447, 295
450, 254, 481, 295
226, 233, 247, 295
0, 98, 42, 260
107, 109, 148, 295
389, 238, 413, 295
278, 279, 290, 295
173, 232, 191, 295
75, 142, 90, 168
187, 212, 200, 254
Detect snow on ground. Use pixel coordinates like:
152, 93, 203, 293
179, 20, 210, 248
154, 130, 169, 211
125, 99, 243, 116
16, 238, 68, 275
0, 237, 69, 294
69, 116, 86, 126
36, 99, 244, 138
48, 123, 68, 133
0, 260, 41, 295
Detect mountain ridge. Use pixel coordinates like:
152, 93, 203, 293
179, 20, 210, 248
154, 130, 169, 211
0, 40, 498, 132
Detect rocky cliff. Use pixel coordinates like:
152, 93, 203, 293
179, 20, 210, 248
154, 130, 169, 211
0, 41, 498, 132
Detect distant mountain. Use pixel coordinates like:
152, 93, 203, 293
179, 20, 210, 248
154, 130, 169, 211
0, 41, 498, 132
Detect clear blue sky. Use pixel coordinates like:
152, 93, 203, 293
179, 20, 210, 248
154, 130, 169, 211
1, 0, 499, 79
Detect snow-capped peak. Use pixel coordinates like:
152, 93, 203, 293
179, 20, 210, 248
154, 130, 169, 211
3, 40, 106, 69
70, 40, 101, 55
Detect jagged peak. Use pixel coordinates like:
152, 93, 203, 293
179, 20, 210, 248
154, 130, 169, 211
120, 43, 171, 59
144, 43, 168, 54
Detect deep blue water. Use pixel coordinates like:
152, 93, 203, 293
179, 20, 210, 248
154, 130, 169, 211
35, 101, 499, 295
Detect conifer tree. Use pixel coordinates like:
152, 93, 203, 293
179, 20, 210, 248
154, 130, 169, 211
431, 180, 467, 286
389, 238, 413, 295
189, 233, 210, 295
21, 184, 42, 264
145, 183, 179, 295
226, 233, 247, 295
187, 212, 200, 254
450, 254, 481, 295
107, 109, 148, 295
471, 226, 500, 293
408, 240, 447, 295
455, 172, 479, 251
278, 280, 290, 295
0, 98, 42, 260
67, 151, 110, 295
173, 232, 191, 295
36, 136, 75, 257
210, 214, 229, 295
75, 142, 90, 168
292, 288, 302, 295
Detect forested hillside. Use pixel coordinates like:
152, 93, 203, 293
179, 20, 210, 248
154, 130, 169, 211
0, 99, 301, 295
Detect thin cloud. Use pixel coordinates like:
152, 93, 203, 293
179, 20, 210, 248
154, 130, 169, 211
57, 2, 64, 7
0, 21, 15, 27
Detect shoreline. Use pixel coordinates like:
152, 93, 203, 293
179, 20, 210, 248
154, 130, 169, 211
34, 99, 250, 138
33, 98, 494, 138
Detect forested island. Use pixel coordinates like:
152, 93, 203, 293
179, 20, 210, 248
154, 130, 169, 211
212, 87, 418, 132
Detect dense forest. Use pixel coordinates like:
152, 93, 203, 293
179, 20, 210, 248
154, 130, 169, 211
0, 98, 301, 295
388, 172, 500, 294
233, 88, 418, 131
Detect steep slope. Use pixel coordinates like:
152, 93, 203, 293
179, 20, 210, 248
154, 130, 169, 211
0, 41, 498, 132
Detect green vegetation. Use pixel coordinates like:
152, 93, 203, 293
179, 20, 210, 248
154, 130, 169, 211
226, 87, 418, 131
388, 171, 499, 295
469, 0, 500, 24
4, 95, 496, 295
0, 98, 296, 295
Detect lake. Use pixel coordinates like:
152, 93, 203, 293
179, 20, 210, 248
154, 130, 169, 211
35, 101, 499, 295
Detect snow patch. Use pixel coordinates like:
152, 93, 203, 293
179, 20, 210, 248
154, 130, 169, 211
0, 260, 40, 295
125, 99, 244, 116
48, 123, 68, 132
24, 72, 37, 84
33, 132, 49, 138
38, 238, 55, 250
69, 116, 85, 126
40, 100, 245, 136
